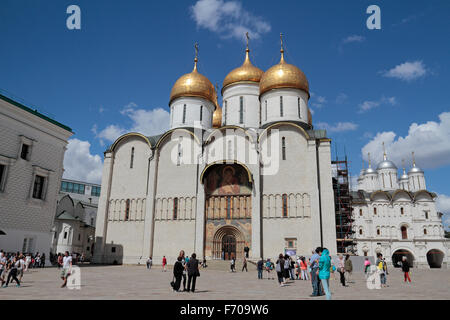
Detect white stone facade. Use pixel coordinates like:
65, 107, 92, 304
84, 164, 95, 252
93, 54, 337, 265
0, 94, 72, 262
51, 194, 95, 259
353, 154, 449, 268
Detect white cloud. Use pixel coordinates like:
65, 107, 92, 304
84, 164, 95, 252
63, 139, 103, 184
361, 112, 450, 169
335, 93, 348, 104
358, 96, 396, 113
316, 122, 358, 133
310, 94, 327, 109
190, 0, 271, 41
342, 35, 365, 44
381, 60, 427, 81
95, 103, 170, 144
436, 194, 450, 228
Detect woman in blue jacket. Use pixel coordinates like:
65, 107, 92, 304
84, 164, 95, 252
318, 248, 332, 300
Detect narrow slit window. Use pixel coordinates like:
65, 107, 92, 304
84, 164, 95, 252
125, 199, 130, 221
239, 96, 244, 124
298, 98, 301, 119
173, 198, 178, 220
200, 105, 203, 122
182, 104, 186, 124
224, 100, 227, 125
265, 101, 267, 121
280, 96, 283, 117
282, 137, 286, 160
282, 194, 288, 217
130, 147, 135, 169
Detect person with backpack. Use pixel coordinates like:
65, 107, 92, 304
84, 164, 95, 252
283, 255, 291, 283
257, 258, 264, 279
276, 254, 285, 286
364, 257, 371, 277
265, 259, 273, 280
318, 248, 332, 300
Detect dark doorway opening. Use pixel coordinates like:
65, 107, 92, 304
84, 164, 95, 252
427, 249, 444, 268
392, 249, 414, 268
222, 234, 236, 260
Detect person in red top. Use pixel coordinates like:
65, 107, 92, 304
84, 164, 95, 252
162, 256, 167, 272
300, 256, 309, 280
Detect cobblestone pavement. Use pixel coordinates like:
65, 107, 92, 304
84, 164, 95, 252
1, 265, 449, 300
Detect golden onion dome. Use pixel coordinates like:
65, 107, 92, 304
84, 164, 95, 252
259, 38, 309, 97
222, 47, 263, 93
212, 105, 222, 128
169, 53, 216, 105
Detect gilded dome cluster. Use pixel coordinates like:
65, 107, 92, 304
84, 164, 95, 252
169, 35, 311, 128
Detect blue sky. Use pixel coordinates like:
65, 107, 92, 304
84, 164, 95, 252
1, 0, 450, 226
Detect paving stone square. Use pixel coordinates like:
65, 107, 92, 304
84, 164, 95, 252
1, 265, 449, 300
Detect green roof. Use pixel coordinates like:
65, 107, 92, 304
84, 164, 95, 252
0, 93, 73, 133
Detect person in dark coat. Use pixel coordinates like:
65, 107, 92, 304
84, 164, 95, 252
400, 256, 411, 283
186, 253, 200, 292
173, 256, 184, 292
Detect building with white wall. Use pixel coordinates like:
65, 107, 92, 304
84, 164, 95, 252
353, 151, 449, 268
93, 37, 337, 265
0, 93, 72, 260
51, 194, 95, 259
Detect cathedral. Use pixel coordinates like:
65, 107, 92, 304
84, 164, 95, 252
353, 150, 449, 268
92, 36, 338, 264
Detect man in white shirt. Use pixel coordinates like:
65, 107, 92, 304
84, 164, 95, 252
61, 251, 72, 288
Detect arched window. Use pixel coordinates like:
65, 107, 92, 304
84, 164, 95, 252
374, 207, 377, 215
282, 194, 288, 217
298, 97, 301, 119
423, 228, 427, 235
239, 96, 244, 124
401, 226, 408, 239
182, 104, 187, 124
173, 198, 178, 220
125, 199, 130, 221
359, 209, 363, 216
377, 228, 380, 235
359, 228, 363, 235
400, 207, 404, 215
130, 147, 135, 169
280, 96, 284, 117
200, 105, 203, 122
425, 211, 429, 219
282, 137, 286, 160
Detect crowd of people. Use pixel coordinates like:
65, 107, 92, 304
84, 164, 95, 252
0, 250, 48, 288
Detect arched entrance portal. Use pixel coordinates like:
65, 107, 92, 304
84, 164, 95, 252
212, 226, 245, 260
202, 163, 253, 260
427, 249, 444, 268
392, 249, 414, 268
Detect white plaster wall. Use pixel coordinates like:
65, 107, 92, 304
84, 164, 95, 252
170, 97, 214, 129
260, 88, 309, 126
222, 83, 260, 128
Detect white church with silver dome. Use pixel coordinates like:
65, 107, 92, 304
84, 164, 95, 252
92, 35, 338, 265
353, 148, 449, 268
